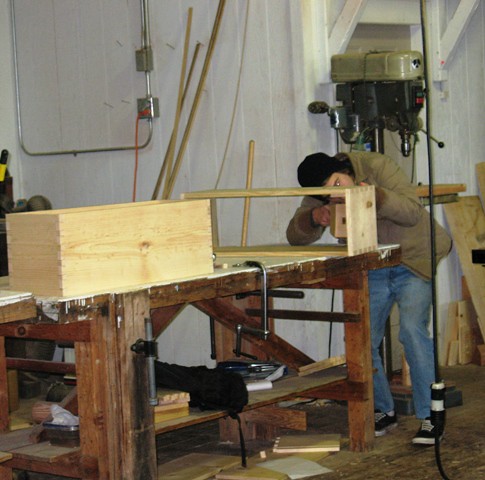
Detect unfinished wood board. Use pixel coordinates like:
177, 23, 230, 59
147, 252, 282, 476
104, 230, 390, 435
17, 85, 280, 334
298, 355, 346, 376
0, 451, 12, 463
215, 466, 290, 480
183, 186, 377, 256
215, 245, 348, 257
157, 465, 221, 480
458, 300, 475, 365
158, 453, 240, 479
442, 302, 459, 366
477, 163, 485, 207
7, 199, 213, 297
9, 441, 79, 461
415, 183, 466, 197
273, 434, 341, 453
443, 196, 485, 340
256, 457, 333, 478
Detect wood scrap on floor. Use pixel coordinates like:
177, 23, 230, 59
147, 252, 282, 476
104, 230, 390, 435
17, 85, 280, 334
215, 465, 290, 480
157, 453, 240, 480
272, 434, 341, 453
256, 456, 333, 478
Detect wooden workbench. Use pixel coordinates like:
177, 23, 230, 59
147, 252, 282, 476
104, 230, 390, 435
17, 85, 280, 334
0, 246, 400, 479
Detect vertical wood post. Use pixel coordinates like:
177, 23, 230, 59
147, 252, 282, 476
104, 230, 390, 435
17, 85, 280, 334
343, 270, 375, 452
0, 337, 9, 432
75, 290, 157, 479
116, 291, 157, 479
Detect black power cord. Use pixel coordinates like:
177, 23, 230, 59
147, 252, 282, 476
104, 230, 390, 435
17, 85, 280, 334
419, 2, 451, 479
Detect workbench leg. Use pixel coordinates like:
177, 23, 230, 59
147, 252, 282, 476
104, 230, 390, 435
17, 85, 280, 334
75, 291, 157, 479
0, 465, 12, 480
0, 337, 9, 432
344, 271, 375, 452
115, 291, 158, 479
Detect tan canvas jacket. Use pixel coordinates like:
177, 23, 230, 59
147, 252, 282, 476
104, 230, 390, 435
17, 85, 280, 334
286, 151, 452, 280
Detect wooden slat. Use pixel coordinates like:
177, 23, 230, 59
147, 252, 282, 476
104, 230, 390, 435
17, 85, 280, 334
415, 183, 466, 197
182, 186, 355, 199
458, 300, 474, 365
245, 309, 359, 323
477, 162, 485, 209
298, 355, 347, 376
443, 196, 485, 340
215, 245, 348, 257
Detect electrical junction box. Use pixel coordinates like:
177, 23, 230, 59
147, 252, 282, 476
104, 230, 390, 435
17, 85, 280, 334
331, 51, 424, 83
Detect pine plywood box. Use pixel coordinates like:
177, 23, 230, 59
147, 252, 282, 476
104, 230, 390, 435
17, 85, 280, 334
6, 200, 214, 297
183, 186, 377, 256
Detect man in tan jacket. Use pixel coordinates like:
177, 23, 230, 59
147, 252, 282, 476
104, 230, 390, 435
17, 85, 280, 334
287, 151, 451, 445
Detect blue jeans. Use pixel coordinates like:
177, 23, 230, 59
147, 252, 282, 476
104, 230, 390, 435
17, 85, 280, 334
368, 265, 434, 419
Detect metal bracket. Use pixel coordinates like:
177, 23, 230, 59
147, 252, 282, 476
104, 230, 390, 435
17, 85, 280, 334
130, 318, 158, 406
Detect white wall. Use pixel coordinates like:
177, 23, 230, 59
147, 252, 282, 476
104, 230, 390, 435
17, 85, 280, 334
1, 0, 484, 367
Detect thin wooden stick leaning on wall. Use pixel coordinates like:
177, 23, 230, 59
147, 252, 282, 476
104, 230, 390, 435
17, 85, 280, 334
151, 41, 201, 200
161, 8, 192, 200
165, 0, 226, 199
182, 186, 378, 257
241, 140, 255, 247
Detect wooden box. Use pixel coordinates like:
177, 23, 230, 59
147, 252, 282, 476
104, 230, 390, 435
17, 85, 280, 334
6, 199, 213, 297
182, 186, 377, 257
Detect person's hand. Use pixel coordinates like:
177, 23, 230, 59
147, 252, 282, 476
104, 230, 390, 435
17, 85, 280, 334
311, 205, 332, 226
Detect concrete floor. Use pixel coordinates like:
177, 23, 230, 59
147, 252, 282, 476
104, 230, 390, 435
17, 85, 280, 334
157, 364, 485, 479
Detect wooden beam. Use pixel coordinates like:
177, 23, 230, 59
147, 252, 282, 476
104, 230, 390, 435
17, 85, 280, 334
328, 0, 368, 56
245, 308, 359, 323
429, 0, 481, 81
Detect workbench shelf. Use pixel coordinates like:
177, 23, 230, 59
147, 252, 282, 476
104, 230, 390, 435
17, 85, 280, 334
154, 367, 348, 435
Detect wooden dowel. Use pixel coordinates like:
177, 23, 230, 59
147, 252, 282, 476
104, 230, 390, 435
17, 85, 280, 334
162, 8, 192, 200
166, 0, 226, 198
241, 140, 255, 247
151, 41, 201, 200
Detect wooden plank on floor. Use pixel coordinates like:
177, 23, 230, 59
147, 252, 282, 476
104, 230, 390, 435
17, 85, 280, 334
443, 196, 485, 340
158, 453, 240, 480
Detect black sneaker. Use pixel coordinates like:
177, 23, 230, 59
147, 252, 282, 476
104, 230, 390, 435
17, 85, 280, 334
374, 410, 398, 437
412, 418, 444, 445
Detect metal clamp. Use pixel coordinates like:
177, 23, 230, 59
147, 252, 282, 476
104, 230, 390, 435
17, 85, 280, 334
234, 260, 271, 358
130, 318, 158, 406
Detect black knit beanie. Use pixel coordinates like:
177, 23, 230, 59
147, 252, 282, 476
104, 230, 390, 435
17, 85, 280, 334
297, 152, 351, 187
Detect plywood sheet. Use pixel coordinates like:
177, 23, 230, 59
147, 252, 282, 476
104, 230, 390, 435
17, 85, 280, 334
443, 196, 485, 339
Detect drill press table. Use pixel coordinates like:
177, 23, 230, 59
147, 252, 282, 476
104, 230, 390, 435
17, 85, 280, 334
0, 246, 400, 479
